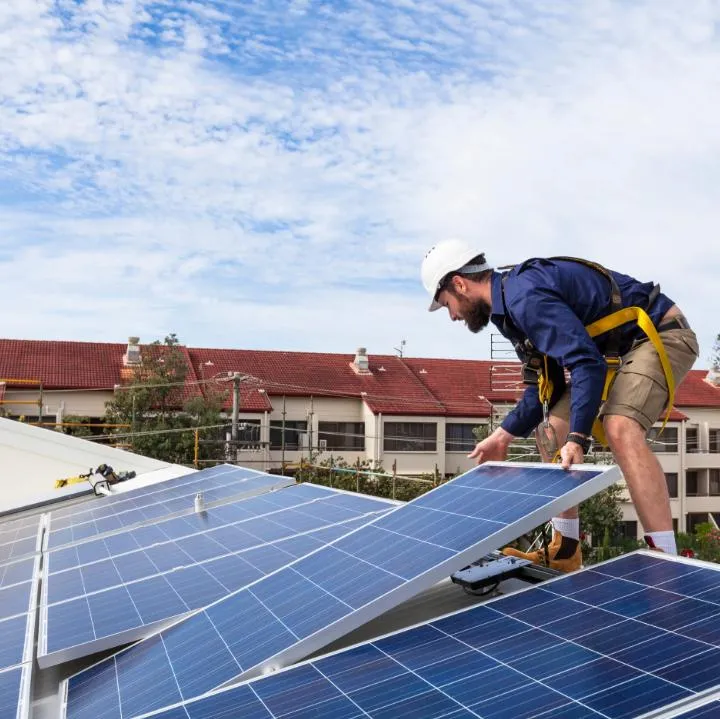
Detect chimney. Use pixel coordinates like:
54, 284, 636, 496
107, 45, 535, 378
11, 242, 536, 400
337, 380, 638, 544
124, 337, 142, 366
351, 347, 371, 375
706, 369, 720, 387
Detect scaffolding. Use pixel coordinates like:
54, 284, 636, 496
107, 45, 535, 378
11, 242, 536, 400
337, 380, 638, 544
0, 378, 43, 419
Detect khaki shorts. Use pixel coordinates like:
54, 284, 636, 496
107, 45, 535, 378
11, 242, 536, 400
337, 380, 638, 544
549, 327, 699, 432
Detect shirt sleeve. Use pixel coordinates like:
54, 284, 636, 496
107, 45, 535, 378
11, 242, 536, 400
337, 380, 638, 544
504, 269, 607, 437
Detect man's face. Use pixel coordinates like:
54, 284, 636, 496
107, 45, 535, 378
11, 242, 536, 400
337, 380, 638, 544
436, 287, 491, 333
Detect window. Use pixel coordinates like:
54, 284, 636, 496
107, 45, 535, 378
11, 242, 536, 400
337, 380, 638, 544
237, 420, 261, 449
647, 426, 678, 453
613, 521, 638, 542
673, 518, 679, 534
269, 421, 307, 450
687, 513, 709, 535
686, 471, 699, 496
317, 422, 365, 451
686, 427, 699, 453
710, 429, 720, 454
710, 469, 720, 496
446, 424, 483, 452
665, 473, 678, 498
384, 422, 437, 452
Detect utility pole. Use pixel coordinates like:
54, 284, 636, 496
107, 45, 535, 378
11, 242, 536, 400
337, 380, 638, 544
394, 339, 406, 357
231, 372, 242, 444
281, 395, 286, 476
307, 396, 314, 459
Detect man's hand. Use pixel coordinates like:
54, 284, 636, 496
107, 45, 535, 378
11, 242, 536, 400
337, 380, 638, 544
560, 441, 584, 470
468, 427, 514, 464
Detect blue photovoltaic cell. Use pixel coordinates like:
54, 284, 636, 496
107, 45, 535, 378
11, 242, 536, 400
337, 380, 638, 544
46, 483, 371, 578
0, 667, 22, 719
68, 552, 720, 719
41, 491, 392, 664
0, 557, 35, 590
0, 516, 41, 565
674, 701, 720, 718
64, 463, 620, 718
0, 615, 29, 670
0, 581, 33, 621
46, 465, 293, 549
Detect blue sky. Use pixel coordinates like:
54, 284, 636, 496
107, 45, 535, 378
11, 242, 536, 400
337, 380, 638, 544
0, 0, 718, 367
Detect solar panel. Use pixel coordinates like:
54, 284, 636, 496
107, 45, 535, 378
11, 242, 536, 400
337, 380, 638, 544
0, 666, 31, 719
45, 465, 294, 550
0, 553, 40, 670
62, 461, 621, 717
0, 515, 43, 565
65, 551, 720, 719
39, 487, 395, 667
674, 699, 720, 718
0, 557, 36, 590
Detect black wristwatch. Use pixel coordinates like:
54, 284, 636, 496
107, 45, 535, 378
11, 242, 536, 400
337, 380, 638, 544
567, 432, 591, 453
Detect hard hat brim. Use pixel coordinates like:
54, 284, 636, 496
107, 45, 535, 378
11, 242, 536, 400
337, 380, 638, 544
428, 298, 443, 312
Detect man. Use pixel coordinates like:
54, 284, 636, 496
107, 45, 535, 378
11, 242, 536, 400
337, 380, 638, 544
421, 239, 699, 571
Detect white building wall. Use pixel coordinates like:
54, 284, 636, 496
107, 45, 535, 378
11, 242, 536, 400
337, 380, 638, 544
2, 390, 113, 420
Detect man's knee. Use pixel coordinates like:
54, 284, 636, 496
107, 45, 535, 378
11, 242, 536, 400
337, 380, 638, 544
603, 414, 646, 450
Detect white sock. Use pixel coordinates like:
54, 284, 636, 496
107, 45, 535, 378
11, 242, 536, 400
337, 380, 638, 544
552, 517, 580, 541
645, 530, 677, 554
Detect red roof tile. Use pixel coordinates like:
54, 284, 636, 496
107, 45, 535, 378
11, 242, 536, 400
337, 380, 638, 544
187, 349, 446, 415
402, 359, 494, 417
674, 370, 720, 407
0, 339, 124, 389
1, 339, 717, 418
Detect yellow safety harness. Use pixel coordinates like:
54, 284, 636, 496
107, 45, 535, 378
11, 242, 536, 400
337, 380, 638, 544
504, 257, 676, 450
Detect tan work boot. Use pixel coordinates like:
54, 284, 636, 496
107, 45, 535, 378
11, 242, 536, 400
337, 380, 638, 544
503, 530, 582, 573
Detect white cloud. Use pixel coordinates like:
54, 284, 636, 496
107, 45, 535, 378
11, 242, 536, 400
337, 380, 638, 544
0, 0, 718, 367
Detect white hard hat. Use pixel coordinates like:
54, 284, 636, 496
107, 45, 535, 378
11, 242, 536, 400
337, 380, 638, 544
421, 239, 490, 311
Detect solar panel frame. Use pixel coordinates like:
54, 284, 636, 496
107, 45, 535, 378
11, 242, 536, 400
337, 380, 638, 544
43, 466, 294, 551
38, 488, 397, 668
69, 550, 720, 719
61, 461, 622, 716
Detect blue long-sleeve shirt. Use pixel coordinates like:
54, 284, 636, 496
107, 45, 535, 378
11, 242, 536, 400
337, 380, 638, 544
490, 258, 674, 438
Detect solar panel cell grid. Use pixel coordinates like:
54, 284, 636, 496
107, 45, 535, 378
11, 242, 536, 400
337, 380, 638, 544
46, 466, 292, 549
0, 667, 23, 719
41, 489, 393, 667
63, 463, 620, 717
72, 552, 720, 719
0, 557, 36, 590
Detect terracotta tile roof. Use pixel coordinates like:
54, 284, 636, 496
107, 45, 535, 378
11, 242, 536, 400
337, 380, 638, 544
668, 408, 689, 421
401, 358, 494, 417
187, 349, 446, 416
0, 339, 125, 389
674, 370, 720, 407
0, 339, 717, 418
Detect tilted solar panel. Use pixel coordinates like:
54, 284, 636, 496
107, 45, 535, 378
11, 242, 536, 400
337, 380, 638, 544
0, 516, 43, 565
39, 487, 394, 667
45, 465, 294, 550
0, 666, 31, 719
65, 551, 720, 719
62, 461, 621, 718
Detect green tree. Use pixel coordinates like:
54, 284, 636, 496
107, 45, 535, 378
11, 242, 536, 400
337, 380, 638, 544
712, 333, 720, 370
105, 335, 229, 465
61, 415, 95, 438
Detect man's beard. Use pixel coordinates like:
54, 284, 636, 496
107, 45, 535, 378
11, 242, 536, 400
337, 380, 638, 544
462, 297, 492, 333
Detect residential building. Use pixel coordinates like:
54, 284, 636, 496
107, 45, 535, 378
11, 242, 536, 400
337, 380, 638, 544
1, 336, 719, 536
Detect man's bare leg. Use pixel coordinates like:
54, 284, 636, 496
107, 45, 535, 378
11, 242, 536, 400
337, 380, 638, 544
603, 414, 673, 532
536, 414, 577, 520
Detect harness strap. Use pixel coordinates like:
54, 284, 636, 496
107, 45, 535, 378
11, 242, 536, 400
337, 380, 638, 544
585, 306, 676, 447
